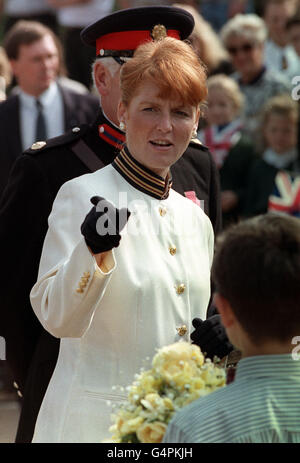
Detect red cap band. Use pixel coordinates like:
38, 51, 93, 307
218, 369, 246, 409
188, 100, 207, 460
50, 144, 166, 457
96, 29, 180, 55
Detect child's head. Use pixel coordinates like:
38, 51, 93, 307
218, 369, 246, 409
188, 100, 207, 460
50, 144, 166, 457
205, 74, 244, 126
212, 213, 300, 349
261, 94, 298, 154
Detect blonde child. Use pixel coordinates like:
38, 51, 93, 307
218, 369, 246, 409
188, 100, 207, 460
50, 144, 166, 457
243, 94, 299, 217
198, 74, 256, 226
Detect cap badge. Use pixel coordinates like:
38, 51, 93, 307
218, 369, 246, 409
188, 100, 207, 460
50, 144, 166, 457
151, 24, 167, 41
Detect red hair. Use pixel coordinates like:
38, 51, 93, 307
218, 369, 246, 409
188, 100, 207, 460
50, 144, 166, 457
120, 37, 207, 108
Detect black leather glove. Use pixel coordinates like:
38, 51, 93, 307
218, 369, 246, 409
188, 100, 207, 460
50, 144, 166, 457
81, 196, 131, 254
190, 315, 234, 360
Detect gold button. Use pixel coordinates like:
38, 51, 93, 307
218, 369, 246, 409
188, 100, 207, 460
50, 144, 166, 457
177, 325, 187, 336
176, 284, 186, 295
83, 272, 90, 278
13, 381, 19, 390
169, 246, 177, 256
17, 390, 23, 398
76, 288, 84, 293
159, 206, 167, 217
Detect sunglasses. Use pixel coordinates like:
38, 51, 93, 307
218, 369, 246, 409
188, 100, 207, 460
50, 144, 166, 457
227, 43, 255, 55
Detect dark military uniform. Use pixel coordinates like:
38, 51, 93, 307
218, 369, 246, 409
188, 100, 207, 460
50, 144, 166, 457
0, 5, 221, 442
0, 84, 100, 198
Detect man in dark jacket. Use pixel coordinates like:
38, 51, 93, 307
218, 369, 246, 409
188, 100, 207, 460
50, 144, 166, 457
0, 19, 99, 197
0, 6, 224, 443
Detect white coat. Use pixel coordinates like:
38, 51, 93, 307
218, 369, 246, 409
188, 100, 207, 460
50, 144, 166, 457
30, 164, 214, 442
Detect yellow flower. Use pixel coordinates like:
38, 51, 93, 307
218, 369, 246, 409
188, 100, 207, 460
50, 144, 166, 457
201, 364, 226, 389
110, 342, 226, 443
152, 342, 204, 388
116, 416, 124, 431
153, 342, 204, 368
190, 377, 205, 390
163, 397, 174, 410
141, 393, 162, 410
120, 416, 144, 435
136, 422, 167, 443
129, 373, 161, 401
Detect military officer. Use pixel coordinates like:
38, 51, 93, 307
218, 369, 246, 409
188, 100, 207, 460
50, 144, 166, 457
0, 6, 223, 443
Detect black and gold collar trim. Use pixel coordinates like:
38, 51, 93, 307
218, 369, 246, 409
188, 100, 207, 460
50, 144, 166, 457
112, 147, 172, 200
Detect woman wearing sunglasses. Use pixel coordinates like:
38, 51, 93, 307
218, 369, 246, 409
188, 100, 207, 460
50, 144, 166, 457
220, 13, 290, 141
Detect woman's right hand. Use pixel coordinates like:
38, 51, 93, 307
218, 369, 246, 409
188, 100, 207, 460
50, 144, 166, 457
81, 196, 130, 256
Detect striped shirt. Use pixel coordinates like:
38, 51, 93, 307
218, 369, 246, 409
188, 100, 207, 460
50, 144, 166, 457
163, 354, 300, 443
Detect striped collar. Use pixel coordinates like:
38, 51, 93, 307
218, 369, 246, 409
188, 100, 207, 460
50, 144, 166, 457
112, 146, 172, 200
235, 354, 300, 381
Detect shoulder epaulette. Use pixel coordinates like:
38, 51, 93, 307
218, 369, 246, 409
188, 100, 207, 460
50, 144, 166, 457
25, 124, 89, 156
189, 137, 209, 151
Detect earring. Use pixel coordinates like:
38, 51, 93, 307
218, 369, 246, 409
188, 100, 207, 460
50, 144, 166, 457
192, 130, 197, 139
119, 121, 126, 132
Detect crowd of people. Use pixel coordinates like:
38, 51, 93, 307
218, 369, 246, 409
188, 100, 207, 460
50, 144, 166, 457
0, 0, 298, 218
0, 0, 299, 444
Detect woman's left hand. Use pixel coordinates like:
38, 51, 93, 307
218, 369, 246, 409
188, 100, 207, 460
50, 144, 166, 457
190, 315, 234, 360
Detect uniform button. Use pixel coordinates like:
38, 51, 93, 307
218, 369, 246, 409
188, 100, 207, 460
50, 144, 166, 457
177, 325, 187, 336
76, 288, 84, 293
159, 206, 167, 217
17, 390, 23, 398
72, 127, 80, 133
13, 381, 19, 390
169, 245, 177, 256
31, 141, 46, 150
175, 284, 186, 295
99, 126, 105, 134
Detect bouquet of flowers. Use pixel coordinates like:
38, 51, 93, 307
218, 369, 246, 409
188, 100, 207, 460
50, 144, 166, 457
109, 342, 226, 443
